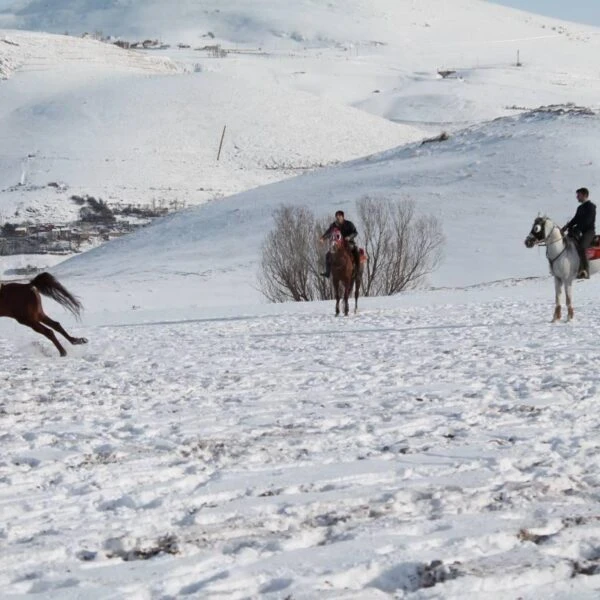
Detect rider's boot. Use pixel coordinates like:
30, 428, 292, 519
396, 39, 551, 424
578, 248, 590, 279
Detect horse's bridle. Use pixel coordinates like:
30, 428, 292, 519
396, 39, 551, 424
526, 219, 560, 246
525, 218, 569, 269
540, 221, 569, 267
543, 226, 564, 247
328, 229, 345, 253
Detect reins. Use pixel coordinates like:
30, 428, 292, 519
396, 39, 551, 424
540, 224, 568, 269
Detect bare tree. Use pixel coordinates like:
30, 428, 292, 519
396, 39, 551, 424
259, 206, 331, 302
259, 197, 444, 303
358, 196, 444, 296
313, 216, 335, 301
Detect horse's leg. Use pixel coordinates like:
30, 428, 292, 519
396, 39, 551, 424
21, 319, 67, 356
354, 269, 361, 314
41, 315, 88, 345
333, 278, 340, 316
552, 277, 563, 323
566, 280, 574, 321
343, 283, 351, 316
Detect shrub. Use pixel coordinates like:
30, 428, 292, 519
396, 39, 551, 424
259, 196, 445, 302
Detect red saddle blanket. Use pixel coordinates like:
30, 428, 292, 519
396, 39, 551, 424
587, 236, 600, 261
587, 247, 600, 261
359, 248, 368, 263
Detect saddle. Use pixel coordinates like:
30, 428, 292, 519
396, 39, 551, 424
566, 232, 595, 255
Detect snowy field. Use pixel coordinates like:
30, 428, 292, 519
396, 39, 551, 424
3, 1, 600, 598
3, 280, 600, 598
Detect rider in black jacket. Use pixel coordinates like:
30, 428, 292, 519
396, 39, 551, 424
561, 187, 596, 279
320, 211, 359, 278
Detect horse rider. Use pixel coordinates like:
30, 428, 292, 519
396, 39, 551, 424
561, 187, 596, 279
320, 210, 360, 278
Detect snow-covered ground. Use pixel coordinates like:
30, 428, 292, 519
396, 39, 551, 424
3, 107, 600, 595
3, 1, 600, 598
3, 280, 600, 599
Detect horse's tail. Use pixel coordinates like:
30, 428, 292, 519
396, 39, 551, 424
30, 272, 83, 319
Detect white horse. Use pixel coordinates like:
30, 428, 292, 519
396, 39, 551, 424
524, 216, 591, 322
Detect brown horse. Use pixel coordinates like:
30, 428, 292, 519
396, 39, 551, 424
329, 228, 364, 316
0, 272, 87, 356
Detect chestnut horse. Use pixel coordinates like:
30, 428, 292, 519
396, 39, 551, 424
329, 228, 364, 316
0, 272, 87, 356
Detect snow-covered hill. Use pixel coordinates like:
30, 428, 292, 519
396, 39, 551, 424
0, 29, 421, 224
3, 0, 600, 227
51, 106, 600, 316
0, 0, 595, 47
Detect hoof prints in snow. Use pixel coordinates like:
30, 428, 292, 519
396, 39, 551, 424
4, 299, 600, 597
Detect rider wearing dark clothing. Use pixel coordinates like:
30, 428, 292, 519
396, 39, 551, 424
322, 219, 358, 242
320, 211, 360, 278
561, 187, 596, 278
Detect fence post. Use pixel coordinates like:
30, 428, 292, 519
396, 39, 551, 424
217, 125, 226, 161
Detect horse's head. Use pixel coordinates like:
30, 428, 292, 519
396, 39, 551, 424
525, 216, 553, 248
329, 227, 345, 254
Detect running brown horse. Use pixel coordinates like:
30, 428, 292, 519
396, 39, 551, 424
0, 272, 87, 356
329, 228, 364, 316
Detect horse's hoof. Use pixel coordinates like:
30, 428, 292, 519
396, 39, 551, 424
60, 350, 67, 357
76, 337, 88, 345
